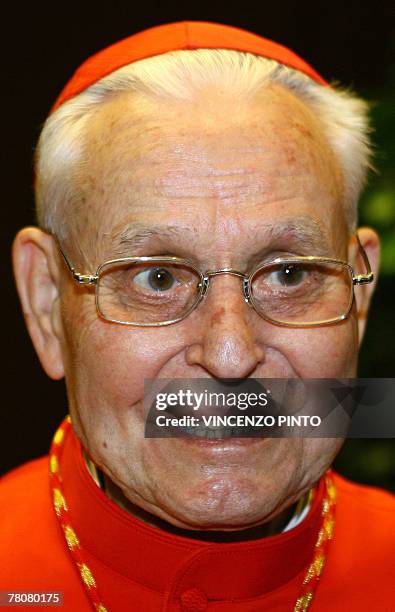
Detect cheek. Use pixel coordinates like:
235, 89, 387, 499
280, 318, 359, 377
62, 296, 182, 412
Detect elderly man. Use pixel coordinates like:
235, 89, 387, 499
1, 20, 394, 612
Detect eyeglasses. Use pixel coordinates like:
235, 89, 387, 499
55, 233, 373, 328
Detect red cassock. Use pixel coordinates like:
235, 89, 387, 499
1, 424, 394, 611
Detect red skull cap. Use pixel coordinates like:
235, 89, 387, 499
51, 20, 328, 113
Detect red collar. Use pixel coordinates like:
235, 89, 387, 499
60, 424, 325, 600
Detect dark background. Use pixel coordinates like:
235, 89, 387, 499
2, 1, 394, 489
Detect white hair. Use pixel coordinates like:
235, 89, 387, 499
35, 48, 373, 243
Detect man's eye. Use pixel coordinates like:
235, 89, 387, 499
133, 267, 177, 292
268, 265, 307, 287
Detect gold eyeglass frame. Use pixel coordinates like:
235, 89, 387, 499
55, 233, 373, 328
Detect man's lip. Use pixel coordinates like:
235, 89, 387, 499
157, 378, 265, 393
176, 436, 267, 447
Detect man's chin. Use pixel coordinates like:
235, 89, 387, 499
134, 488, 288, 534
127, 495, 300, 542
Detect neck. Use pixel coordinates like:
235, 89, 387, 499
84, 451, 312, 543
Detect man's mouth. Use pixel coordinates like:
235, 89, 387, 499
145, 402, 271, 438
179, 425, 248, 439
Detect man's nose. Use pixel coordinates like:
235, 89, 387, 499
185, 274, 266, 378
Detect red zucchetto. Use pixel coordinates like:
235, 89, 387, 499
51, 20, 328, 113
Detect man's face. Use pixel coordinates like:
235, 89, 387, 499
52, 85, 359, 529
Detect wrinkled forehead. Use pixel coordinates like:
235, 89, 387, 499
75, 84, 346, 264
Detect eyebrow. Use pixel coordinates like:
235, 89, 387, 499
249, 218, 331, 258
110, 223, 198, 257
107, 216, 331, 261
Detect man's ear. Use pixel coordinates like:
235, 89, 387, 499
349, 227, 381, 346
12, 227, 65, 380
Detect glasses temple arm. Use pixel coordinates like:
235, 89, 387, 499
54, 237, 97, 285
353, 233, 374, 285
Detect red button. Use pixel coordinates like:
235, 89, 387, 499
180, 587, 208, 611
